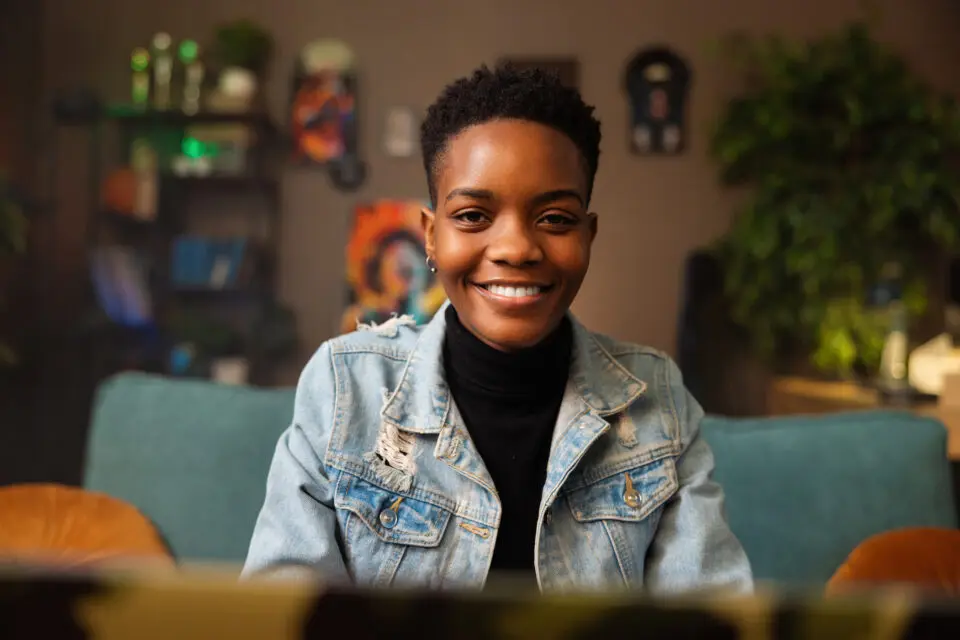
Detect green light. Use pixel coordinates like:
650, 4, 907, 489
179, 39, 199, 64
131, 48, 150, 72
182, 137, 205, 159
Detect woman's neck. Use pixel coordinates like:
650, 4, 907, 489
442, 305, 573, 397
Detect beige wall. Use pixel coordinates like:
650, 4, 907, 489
40, 0, 960, 380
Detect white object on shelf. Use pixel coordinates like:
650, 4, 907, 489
182, 62, 205, 115
908, 333, 960, 396
384, 107, 417, 158
152, 32, 173, 110
131, 140, 158, 221
218, 67, 258, 107
209, 256, 232, 289
212, 357, 249, 385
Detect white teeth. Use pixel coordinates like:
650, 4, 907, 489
486, 285, 542, 297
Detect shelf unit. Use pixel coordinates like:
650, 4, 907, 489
56, 104, 296, 385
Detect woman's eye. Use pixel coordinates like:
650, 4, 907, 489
539, 212, 577, 227
453, 210, 488, 225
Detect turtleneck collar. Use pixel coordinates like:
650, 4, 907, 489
442, 304, 573, 398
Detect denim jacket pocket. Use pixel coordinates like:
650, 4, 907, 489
336, 472, 452, 548
335, 471, 456, 587
566, 454, 679, 523
562, 455, 679, 587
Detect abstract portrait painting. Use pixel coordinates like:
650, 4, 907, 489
341, 200, 447, 334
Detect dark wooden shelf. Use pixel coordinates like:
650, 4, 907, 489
106, 104, 276, 130
102, 209, 156, 227
170, 285, 267, 298
165, 174, 279, 190
55, 103, 277, 132
58, 92, 291, 390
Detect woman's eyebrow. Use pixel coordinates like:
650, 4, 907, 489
445, 188, 495, 202
530, 189, 584, 207
444, 187, 584, 207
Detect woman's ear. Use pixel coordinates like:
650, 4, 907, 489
421, 207, 437, 257
587, 212, 599, 245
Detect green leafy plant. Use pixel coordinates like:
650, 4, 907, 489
0, 178, 28, 366
710, 23, 960, 378
214, 19, 274, 73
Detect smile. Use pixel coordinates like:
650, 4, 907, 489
482, 284, 545, 297
472, 282, 553, 306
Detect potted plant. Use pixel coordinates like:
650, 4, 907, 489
710, 23, 960, 379
0, 178, 28, 366
213, 19, 274, 108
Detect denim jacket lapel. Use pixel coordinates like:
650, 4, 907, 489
538, 317, 648, 513
378, 303, 497, 492
379, 304, 648, 501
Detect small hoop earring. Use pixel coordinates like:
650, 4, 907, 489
426, 256, 437, 273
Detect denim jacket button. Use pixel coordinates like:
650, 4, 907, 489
623, 489, 642, 509
379, 509, 399, 528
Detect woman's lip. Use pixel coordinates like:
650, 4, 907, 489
471, 283, 550, 306
473, 281, 552, 288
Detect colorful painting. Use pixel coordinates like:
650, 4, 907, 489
290, 39, 358, 165
341, 200, 447, 334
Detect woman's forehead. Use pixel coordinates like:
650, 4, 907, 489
437, 120, 586, 201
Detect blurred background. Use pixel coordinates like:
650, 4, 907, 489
1, 0, 960, 586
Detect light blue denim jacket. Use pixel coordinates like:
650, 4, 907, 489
243, 305, 753, 594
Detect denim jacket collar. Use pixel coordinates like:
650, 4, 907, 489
380, 302, 647, 435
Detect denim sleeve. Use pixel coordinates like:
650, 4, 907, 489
643, 358, 754, 595
241, 343, 350, 582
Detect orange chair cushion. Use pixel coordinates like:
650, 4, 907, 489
827, 527, 960, 595
0, 483, 173, 568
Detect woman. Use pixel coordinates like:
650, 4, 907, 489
244, 65, 753, 594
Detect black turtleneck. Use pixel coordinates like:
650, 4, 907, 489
442, 304, 573, 580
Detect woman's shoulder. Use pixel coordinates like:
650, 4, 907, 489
295, 314, 427, 387
323, 314, 425, 356
295, 316, 426, 400
583, 328, 689, 388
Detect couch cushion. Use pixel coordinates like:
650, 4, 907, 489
701, 411, 958, 587
84, 373, 294, 564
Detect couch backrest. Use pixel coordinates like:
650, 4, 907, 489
701, 411, 958, 587
84, 373, 294, 564
86, 373, 958, 585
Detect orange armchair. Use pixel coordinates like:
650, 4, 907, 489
0, 483, 173, 568
827, 527, 960, 595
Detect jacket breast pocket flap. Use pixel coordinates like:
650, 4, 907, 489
566, 455, 678, 523
336, 473, 452, 548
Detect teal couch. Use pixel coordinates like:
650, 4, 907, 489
83, 373, 958, 586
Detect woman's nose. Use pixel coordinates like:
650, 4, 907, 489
485, 217, 544, 266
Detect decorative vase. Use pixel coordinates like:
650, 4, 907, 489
212, 67, 258, 111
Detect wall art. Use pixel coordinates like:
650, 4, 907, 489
290, 39, 367, 189
624, 47, 691, 155
341, 200, 446, 334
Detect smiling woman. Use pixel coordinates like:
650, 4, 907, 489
244, 65, 753, 595
422, 118, 595, 350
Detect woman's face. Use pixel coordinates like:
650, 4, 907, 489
423, 119, 597, 351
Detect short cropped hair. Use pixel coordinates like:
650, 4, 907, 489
420, 64, 602, 207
